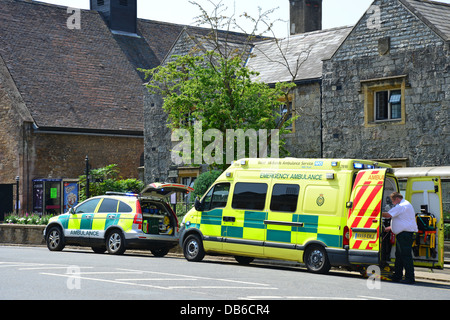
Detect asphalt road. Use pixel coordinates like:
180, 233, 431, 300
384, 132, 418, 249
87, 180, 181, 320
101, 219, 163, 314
1, 245, 449, 304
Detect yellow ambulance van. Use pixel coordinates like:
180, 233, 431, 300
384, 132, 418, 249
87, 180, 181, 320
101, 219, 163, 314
179, 158, 444, 274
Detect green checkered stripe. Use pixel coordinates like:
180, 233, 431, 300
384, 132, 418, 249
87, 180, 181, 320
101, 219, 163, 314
58, 214, 122, 230
188, 209, 342, 247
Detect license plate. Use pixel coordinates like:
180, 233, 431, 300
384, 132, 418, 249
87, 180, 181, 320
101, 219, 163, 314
354, 232, 376, 240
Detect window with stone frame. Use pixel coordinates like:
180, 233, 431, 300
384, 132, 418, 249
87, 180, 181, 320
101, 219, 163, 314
374, 89, 402, 121
361, 76, 406, 127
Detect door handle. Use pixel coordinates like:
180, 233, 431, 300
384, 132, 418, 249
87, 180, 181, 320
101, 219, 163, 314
223, 216, 236, 222
107, 214, 116, 219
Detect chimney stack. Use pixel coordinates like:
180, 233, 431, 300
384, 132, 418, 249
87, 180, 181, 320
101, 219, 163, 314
290, 0, 322, 35
90, 0, 137, 34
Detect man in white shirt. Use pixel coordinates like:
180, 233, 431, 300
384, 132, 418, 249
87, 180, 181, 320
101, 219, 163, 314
382, 192, 418, 284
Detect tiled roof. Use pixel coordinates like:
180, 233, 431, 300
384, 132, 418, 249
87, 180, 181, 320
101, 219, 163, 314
247, 26, 353, 84
401, 0, 450, 41
0, 0, 148, 133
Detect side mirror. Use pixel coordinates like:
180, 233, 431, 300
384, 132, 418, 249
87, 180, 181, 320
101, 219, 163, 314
194, 198, 204, 211
69, 207, 75, 215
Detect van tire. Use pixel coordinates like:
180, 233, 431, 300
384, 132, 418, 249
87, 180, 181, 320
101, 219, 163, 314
106, 230, 126, 255
183, 234, 205, 262
304, 244, 331, 274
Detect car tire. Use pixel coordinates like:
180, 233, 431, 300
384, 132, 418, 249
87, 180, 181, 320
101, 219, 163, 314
183, 234, 205, 262
46, 226, 65, 251
304, 244, 331, 274
151, 247, 170, 257
106, 230, 126, 255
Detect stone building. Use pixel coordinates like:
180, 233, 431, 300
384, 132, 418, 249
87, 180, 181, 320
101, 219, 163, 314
248, 0, 449, 167
247, 25, 352, 159
0, 0, 190, 218
143, 0, 448, 189
321, 0, 449, 167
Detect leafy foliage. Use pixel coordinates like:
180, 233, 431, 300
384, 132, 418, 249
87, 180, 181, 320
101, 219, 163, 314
78, 164, 145, 201
192, 170, 223, 200
141, 51, 295, 170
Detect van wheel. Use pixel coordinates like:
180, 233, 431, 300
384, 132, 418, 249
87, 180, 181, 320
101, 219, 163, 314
304, 245, 331, 274
106, 230, 126, 255
46, 226, 65, 251
234, 256, 254, 265
183, 234, 205, 262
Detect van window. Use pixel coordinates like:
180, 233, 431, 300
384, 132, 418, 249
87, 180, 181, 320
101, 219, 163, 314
203, 183, 230, 211
270, 184, 300, 212
232, 182, 267, 210
382, 176, 398, 212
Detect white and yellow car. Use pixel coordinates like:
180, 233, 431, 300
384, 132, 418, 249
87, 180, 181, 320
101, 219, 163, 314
44, 183, 193, 256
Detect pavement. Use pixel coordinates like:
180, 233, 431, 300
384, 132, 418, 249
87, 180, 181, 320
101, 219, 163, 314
166, 247, 450, 284
166, 250, 450, 284
3, 243, 450, 284
251, 257, 450, 284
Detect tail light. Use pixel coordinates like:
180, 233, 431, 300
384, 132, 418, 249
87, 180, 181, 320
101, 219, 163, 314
134, 201, 143, 230
343, 226, 350, 246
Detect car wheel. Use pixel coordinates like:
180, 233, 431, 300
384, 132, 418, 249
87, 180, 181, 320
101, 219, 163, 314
106, 230, 126, 255
304, 245, 331, 274
183, 234, 205, 262
151, 248, 170, 257
46, 226, 65, 251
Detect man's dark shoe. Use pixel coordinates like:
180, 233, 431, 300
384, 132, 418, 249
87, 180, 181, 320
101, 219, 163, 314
400, 279, 415, 285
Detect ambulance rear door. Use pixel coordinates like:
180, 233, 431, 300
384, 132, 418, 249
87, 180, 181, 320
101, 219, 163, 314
405, 177, 444, 269
347, 169, 387, 266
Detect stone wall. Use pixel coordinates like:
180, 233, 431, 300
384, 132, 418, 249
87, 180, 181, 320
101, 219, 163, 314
284, 82, 323, 158
0, 225, 46, 245
321, 0, 449, 166
143, 93, 172, 183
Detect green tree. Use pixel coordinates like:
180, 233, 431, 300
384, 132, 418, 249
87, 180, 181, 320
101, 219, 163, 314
192, 170, 222, 200
78, 164, 145, 201
140, 1, 295, 171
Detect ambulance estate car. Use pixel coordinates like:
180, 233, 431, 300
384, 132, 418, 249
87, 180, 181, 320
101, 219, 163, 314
179, 158, 444, 274
44, 183, 193, 256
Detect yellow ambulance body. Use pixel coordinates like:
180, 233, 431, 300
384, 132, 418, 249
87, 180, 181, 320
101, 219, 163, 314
179, 158, 444, 274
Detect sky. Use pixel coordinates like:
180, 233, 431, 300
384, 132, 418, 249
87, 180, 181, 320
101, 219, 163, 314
36, 0, 450, 38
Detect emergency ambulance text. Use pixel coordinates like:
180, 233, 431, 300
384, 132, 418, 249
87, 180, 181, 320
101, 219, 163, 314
260, 172, 323, 181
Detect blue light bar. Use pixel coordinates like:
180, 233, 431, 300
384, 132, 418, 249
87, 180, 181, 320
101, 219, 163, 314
353, 163, 364, 169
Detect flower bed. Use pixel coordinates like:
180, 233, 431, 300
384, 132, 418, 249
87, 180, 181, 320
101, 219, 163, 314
4, 214, 53, 225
